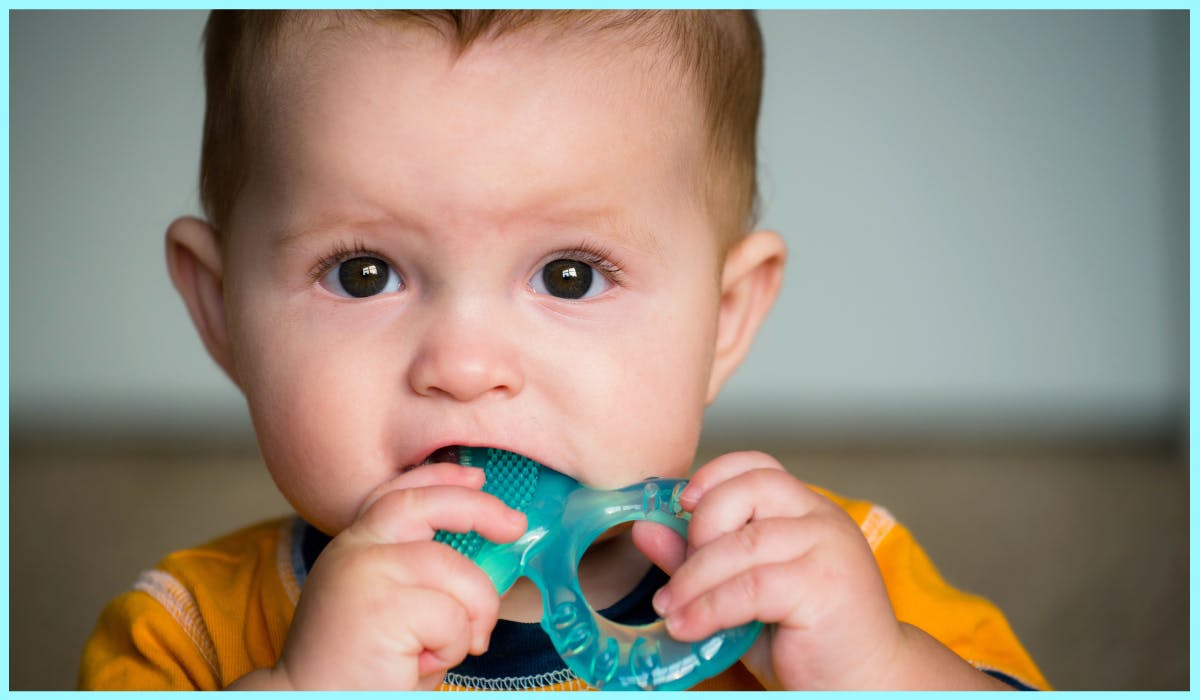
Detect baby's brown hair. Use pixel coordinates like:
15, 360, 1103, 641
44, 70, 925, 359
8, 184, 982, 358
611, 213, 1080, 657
199, 10, 763, 248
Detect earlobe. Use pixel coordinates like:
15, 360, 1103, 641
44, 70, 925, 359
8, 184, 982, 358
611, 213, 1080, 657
165, 216, 239, 387
706, 230, 787, 404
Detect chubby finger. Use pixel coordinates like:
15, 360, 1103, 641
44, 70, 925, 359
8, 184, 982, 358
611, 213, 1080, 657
351, 483, 527, 546
358, 463, 487, 518
632, 521, 687, 575
653, 516, 814, 618
389, 586, 477, 685
660, 559, 810, 642
379, 540, 505, 656
680, 451, 787, 509
687, 467, 831, 551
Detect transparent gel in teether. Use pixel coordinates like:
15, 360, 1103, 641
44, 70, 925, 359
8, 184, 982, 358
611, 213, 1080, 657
433, 447, 762, 690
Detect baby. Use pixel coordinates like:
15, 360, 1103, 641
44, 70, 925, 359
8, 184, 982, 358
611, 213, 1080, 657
80, 10, 1047, 690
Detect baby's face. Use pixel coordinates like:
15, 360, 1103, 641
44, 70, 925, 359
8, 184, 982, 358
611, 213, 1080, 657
221, 26, 727, 534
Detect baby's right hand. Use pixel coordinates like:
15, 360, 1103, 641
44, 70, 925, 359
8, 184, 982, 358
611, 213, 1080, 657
230, 463, 528, 690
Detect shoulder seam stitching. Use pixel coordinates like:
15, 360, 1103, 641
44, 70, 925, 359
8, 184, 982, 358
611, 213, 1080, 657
859, 504, 896, 551
132, 569, 220, 680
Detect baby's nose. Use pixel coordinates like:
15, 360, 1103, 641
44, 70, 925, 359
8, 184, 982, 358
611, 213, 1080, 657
406, 319, 525, 402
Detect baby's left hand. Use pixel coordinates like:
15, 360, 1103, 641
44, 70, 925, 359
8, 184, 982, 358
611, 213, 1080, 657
637, 451, 905, 690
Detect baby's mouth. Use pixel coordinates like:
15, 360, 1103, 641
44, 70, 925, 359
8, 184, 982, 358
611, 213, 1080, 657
419, 445, 462, 467
400, 445, 465, 474
406, 445, 554, 476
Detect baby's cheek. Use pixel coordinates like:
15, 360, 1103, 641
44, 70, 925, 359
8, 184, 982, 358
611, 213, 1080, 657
593, 398, 701, 485
263, 449, 365, 535
250, 376, 387, 533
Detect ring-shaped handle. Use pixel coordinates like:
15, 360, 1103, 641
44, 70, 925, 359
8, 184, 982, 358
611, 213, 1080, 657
530, 478, 762, 690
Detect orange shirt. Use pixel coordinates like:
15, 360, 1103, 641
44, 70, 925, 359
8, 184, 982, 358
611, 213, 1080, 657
79, 488, 1048, 690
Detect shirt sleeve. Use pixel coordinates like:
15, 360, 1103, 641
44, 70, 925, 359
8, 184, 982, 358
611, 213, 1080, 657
78, 518, 295, 690
813, 486, 1050, 690
78, 580, 221, 690
876, 517, 1048, 689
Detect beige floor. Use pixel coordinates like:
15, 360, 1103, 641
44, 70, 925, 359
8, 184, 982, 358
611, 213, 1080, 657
10, 439, 1188, 690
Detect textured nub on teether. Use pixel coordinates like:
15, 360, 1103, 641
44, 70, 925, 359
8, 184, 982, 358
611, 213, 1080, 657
433, 447, 540, 558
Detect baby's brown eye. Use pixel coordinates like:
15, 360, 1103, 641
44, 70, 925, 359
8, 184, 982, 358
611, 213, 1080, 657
543, 259, 591, 299
321, 256, 402, 298
532, 259, 612, 300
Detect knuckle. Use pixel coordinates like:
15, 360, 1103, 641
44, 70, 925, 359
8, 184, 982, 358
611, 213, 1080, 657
685, 511, 716, 548
733, 567, 764, 606
362, 486, 421, 524
821, 508, 862, 540
421, 540, 475, 575
732, 520, 765, 556
745, 465, 790, 491
441, 594, 470, 631
742, 450, 785, 469
379, 483, 422, 510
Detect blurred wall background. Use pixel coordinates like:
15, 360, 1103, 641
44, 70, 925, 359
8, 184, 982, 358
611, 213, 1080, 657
9, 10, 1189, 691
11, 10, 1188, 448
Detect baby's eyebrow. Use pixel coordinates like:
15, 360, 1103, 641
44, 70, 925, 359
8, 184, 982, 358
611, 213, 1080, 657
268, 206, 661, 255
270, 212, 402, 249
466, 195, 665, 255
583, 215, 659, 255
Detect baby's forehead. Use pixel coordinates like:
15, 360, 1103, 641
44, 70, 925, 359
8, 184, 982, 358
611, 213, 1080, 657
236, 15, 715, 235
213, 11, 751, 249
255, 15, 704, 158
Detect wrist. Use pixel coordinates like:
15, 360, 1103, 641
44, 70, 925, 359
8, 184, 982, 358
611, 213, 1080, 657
883, 623, 1012, 690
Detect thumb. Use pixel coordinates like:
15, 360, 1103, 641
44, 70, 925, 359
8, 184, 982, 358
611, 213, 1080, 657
632, 521, 687, 575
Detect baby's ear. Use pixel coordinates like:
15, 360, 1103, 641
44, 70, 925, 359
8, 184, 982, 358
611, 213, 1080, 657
165, 216, 239, 387
706, 229, 787, 404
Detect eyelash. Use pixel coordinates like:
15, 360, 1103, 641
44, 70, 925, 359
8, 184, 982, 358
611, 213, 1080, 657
551, 242, 627, 287
307, 239, 375, 282
306, 240, 627, 287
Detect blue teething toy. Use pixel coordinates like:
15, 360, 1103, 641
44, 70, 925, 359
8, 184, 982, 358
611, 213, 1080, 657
433, 447, 762, 690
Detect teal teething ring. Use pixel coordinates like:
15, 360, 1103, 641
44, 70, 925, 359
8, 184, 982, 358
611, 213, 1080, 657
434, 447, 762, 690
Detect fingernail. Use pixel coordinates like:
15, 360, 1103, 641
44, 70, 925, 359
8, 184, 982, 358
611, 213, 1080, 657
652, 587, 672, 616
